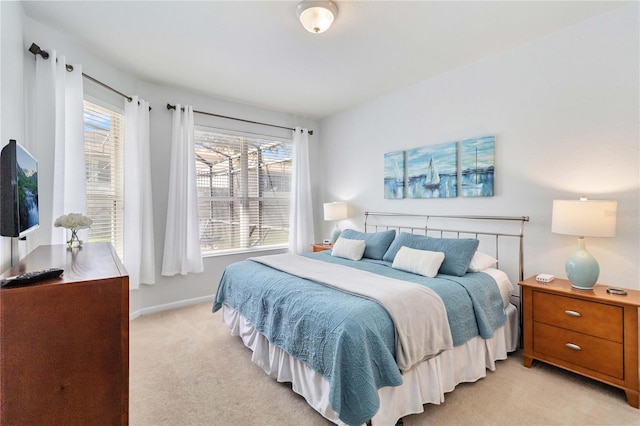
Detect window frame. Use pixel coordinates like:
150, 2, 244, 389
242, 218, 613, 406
194, 125, 292, 257
83, 95, 125, 259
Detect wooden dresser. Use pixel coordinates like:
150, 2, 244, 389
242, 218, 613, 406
519, 276, 639, 408
0, 243, 129, 425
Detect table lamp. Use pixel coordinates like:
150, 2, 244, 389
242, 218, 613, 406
551, 197, 617, 289
323, 202, 348, 244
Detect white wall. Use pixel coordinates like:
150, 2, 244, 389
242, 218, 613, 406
0, 2, 25, 149
16, 14, 319, 315
5, 4, 636, 316
318, 4, 639, 290
0, 2, 24, 146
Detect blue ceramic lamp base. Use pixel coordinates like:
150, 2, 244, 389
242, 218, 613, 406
330, 222, 342, 244
565, 237, 600, 290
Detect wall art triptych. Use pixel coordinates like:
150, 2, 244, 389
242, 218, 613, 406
384, 135, 495, 199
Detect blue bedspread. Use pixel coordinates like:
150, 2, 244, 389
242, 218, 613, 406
212, 252, 506, 425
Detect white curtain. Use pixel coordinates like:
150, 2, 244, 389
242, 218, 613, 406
124, 97, 156, 289
161, 104, 203, 276
288, 127, 314, 254
31, 50, 85, 248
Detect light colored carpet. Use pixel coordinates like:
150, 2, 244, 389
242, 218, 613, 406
130, 302, 640, 426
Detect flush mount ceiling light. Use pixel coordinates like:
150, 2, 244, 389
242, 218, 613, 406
296, 1, 338, 34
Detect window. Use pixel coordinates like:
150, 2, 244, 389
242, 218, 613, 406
194, 128, 292, 253
83, 100, 124, 258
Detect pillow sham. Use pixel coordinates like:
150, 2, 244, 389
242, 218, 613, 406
467, 251, 498, 272
331, 237, 366, 261
391, 246, 445, 278
382, 232, 479, 277
340, 229, 396, 260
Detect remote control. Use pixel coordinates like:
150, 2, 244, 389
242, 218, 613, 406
1, 268, 64, 287
606, 287, 627, 295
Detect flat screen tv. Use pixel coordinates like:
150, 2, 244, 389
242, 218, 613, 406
1, 140, 39, 238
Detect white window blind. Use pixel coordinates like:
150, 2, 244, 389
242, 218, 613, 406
194, 128, 292, 253
83, 100, 124, 258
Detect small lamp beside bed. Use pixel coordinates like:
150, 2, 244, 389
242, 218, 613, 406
551, 197, 617, 289
324, 201, 349, 243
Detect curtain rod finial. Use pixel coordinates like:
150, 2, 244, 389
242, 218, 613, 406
28, 42, 49, 59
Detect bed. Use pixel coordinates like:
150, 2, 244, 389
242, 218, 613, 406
212, 212, 529, 426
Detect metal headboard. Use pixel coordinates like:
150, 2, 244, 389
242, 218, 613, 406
364, 212, 530, 282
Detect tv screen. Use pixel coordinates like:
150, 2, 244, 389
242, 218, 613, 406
1, 140, 39, 238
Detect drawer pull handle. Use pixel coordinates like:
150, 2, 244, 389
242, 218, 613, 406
565, 343, 582, 351
565, 310, 581, 317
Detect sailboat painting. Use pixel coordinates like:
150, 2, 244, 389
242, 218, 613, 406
384, 150, 405, 199
461, 136, 495, 197
407, 142, 457, 199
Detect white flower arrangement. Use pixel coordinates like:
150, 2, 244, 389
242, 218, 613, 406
55, 213, 93, 249
54, 213, 93, 230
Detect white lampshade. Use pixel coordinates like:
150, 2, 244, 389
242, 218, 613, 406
323, 202, 348, 221
552, 199, 617, 237
324, 201, 348, 244
296, 1, 338, 34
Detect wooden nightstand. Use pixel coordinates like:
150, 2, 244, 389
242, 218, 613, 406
519, 276, 640, 408
312, 243, 333, 252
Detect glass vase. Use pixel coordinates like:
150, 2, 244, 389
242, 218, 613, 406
67, 229, 83, 249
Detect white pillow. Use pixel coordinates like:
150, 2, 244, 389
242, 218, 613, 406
467, 251, 498, 272
331, 237, 366, 261
391, 246, 445, 278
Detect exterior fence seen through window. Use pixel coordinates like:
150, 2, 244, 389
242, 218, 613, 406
194, 128, 292, 253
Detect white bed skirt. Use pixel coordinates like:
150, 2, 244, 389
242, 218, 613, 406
221, 303, 519, 426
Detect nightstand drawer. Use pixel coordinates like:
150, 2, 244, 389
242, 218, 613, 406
533, 292, 623, 342
534, 322, 623, 379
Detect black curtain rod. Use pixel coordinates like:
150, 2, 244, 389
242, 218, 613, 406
28, 42, 151, 110
166, 103, 313, 136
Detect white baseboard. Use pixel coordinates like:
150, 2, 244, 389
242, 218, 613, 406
129, 294, 215, 321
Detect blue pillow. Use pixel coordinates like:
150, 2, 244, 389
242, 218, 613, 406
382, 232, 479, 277
340, 229, 396, 260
